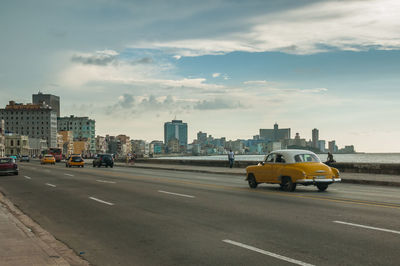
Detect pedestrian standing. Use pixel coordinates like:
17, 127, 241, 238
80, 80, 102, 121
228, 149, 235, 168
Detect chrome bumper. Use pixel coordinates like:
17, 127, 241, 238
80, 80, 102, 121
296, 178, 341, 184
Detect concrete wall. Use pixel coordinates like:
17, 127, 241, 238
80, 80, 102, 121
135, 158, 400, 175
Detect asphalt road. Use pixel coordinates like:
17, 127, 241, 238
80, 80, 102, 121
1, 161, 400, 266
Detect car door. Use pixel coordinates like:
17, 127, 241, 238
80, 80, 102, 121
272, 153, 286, 183
257, 153, 276, 183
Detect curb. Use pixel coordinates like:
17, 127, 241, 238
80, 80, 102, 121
115, 164, 400, 187
0, 191, 90, 266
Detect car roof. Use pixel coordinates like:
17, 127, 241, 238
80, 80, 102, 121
268, 149, 319, 163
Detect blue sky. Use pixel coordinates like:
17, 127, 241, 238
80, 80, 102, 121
1, 0, 400, 152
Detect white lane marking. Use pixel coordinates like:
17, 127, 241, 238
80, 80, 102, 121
89, 197, 114, 206
24, 176, 32, 180
45, 183, 56, 188
158, 190, 195, 198
96, 180, 116, 184
223, 240, 314, 266
64, 173, 74, 177
334, 221, 400, 235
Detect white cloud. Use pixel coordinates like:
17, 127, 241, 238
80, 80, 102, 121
212, 73, 221, 78
134, 0, 400, 56
243, 80, 268, 85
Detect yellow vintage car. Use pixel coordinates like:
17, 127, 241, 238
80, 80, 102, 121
41, 154, 56, 165
66, 156, 85, 168
246, 150, 340, 192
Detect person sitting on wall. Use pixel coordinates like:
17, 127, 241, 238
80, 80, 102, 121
325, 152, 336, 165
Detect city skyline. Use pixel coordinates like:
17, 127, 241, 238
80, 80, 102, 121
1, 1, 400, 152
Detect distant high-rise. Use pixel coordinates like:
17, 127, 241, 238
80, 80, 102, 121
259, 123, 290, 141
197, 131, 207, 144
312, 128, 319, 148
328, 140, 338, 153
164, 120, 188, 147
32, 92, 60, 117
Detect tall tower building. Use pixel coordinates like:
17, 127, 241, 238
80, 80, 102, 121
312, 128, 319, 148
164, 120, 188, 147
32, 92, 60, 117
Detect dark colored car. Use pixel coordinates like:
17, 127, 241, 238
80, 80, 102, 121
0, 157, 19, 175
20, 155, 30, 162
93, 154, 114, 168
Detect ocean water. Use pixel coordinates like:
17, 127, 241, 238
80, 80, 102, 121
157, 153, 400, 164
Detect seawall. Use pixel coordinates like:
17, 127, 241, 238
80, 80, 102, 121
133, 158, 400, 175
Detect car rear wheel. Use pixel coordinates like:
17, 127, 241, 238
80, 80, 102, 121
317, 183, 328, 192
281, 177, 296, 192
248, 174, 258, 189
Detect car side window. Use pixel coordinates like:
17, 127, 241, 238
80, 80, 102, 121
265, 154, 275, 163
294, 155, 303, 162
275, 154, 286, 163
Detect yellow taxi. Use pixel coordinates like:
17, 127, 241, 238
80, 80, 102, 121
246, 150, 340, 192
66, 155, 85, 168
41, 154, 56, 165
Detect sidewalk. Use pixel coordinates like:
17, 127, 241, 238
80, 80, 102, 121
117, 162, 400, 187
0, 193, 88, 266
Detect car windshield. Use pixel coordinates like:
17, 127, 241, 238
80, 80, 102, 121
45, 156, 54, 158
71, 157, 82, 162
294, 154, 321, 163
0, 158, 13, 164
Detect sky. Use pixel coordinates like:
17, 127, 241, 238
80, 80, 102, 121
1, 0, 400, 152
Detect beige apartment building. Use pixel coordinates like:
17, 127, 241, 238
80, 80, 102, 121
58, 131, 74, 157
73, 139, 90, 157
5, 134, 29, 156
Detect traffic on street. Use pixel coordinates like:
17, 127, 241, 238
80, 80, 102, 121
1, 161, 400, 265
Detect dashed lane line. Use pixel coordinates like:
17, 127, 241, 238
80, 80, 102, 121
158, 190, 195, 198
89, 197, 114, 206
96, 180, 116, 184
24, 176, 32, 179
45, 183, 56, 188
333, 221, 400, 235
64, 173, 74, 177
223, 240, 315, 266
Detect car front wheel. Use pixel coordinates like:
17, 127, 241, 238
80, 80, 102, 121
317, 183, 328, 192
